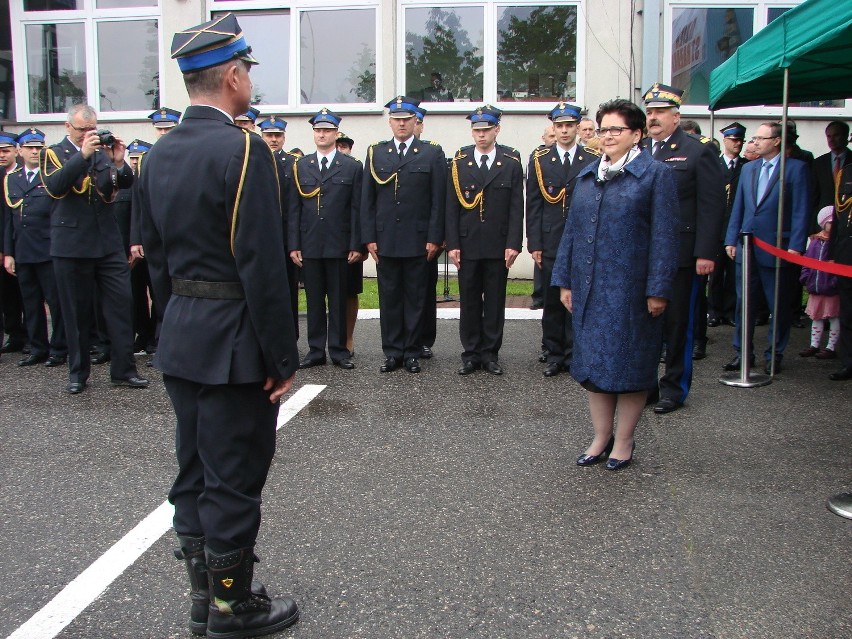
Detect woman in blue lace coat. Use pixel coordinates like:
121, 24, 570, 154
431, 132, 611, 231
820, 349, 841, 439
552, 99, 679, 470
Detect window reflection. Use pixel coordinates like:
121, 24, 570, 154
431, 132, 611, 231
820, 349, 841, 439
214, 11, 290, 105
496, 5, 577, 102
98, 20, 158, 112
300, 9, 375, 104
671, 7, 753, 105
24, 1, 80, 10
26, 22, 86, 114
405, 6, 483, 102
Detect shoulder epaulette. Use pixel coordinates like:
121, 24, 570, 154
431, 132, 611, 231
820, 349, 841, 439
284, 150, 300, 159
428, 140, 441, 146
453, 148, 468, 161
699, 136, 712, 144
532, 146, 551, 159
8, 165, 21, 174
582, 145, 602, 157
501, 146, 521, 163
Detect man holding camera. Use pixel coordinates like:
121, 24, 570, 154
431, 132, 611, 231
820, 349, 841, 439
42, 104, 148, 394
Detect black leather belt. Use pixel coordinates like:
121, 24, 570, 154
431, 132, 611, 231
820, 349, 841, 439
171, 278, 245, 300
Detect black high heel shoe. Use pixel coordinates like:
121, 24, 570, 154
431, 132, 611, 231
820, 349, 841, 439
576, 435, 615, 467
605, 442, 635, 471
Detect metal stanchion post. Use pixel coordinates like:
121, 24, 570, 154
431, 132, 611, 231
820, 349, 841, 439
440, 249, 455, 302
720, 232, 772, 388
827, 493, 852, 519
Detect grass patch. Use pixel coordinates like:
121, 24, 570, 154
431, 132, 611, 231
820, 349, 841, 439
297, 277, 533, 311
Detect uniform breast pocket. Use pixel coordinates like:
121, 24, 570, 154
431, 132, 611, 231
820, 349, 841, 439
299, 178, 318, 188
332, 177, 353, 186
494, 181, 512, 189
408, 166, 431, 181
52, 216, 78, 228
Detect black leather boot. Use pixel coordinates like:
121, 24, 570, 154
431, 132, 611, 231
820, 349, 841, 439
174, 535, 209, 635
205, 547, 299, 639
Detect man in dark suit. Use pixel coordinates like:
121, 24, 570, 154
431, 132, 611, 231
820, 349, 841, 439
828, 164, 852, 381
0, 131, 27, 355
42, 104, 147, 394
138, 14, 300, 636
259, 115, 301, 342
361, 96, 446, 374
642, 83, 726, 414
723, 122, 810, 375
3, 129, 66, 367
708, 122, 749, 328
526, 102, 599, 377
812, 121, 851, 229
447, 106, 523, 375
288, 108, 362, 370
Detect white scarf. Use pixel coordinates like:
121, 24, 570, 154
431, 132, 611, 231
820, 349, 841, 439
597, 146, 641, 182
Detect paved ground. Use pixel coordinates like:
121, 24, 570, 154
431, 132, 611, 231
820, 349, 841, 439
0, 316, 849, 639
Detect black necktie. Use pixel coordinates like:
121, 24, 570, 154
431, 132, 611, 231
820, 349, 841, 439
26, 171, 34, 183
398, 142, 406, 159
563, 151, 571, 177
653, 141, 662, 158
729, 158, 735, 171
320, 156, 328, 176
480, 154, 489, 176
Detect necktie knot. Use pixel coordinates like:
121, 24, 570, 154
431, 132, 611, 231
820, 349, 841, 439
480, 155, 488, 170
398, 142, 406, 158
320, 156, 328, 174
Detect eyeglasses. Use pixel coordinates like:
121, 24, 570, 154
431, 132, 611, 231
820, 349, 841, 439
68, 123, 96, 133
595, 126, 630, 137
750, 135, 779, 142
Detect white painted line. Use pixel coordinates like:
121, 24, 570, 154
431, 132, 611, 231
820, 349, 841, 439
356, 308, 542, 320
7, 384, 326, 639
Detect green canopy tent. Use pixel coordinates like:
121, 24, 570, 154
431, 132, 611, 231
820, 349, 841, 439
708, 0, 852, 381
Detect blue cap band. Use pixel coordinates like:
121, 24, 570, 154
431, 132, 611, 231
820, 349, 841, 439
16, 132, 44, 145
0, 133, 16, 146
177, 36, 251, 73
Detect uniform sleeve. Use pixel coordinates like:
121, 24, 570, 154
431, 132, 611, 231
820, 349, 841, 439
138, 168, 170, 321
693, 142, 727, 260
41, 148, 89, 198
525, 154, 543, 252
427, 145, 447, 245
507, 159, 524, 251
444, 159, 461, 251
360, 149, 377, 245
229, 134, 300, 380
287, 162, 301, 252
349, 162, 363, 251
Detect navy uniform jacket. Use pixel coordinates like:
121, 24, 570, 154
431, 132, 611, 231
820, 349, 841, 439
446, 144, 524, 260
361, 137, 446, 257
526, 143, 600, 257
288, 151, 362, 258
274, 149, 297, 248
42, 136, 132, 258
3, 167, 53, 263
111, 186, 132, 256
720, 154, 749, 241
137, 105, 299, 386
642, 128, 726, 268
812, 148, 851, 215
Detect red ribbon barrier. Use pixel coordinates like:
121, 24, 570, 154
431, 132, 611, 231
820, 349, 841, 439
752, 236, 852, 278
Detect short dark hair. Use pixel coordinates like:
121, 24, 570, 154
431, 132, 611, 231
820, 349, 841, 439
596, 99, 646, 132
762, 122, 782, 139
681, 120, 702, 135
826, 120, 850, 138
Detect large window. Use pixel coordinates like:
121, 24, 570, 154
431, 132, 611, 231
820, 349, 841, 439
210, 1, 379, 111
665, 1, 848, 112
401, 1, 582, 109
12, 0, 161, 119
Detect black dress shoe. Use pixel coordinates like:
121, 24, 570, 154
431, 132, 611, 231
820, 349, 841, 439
67, 382, 86, 394
111, 376, 150, 388
91, 351, 111, 365
605, 442, 635, 471
829, 366, 852, 381
693, 343, 707, 360
18, 353, 48, 367
380, 357, 401, 373
420, 346, 433, 359
543, 362, 561, 377
299, 356, 326, 369
707, 318, 721, 327
529, 302, 543, 310
458, 361, 478, 375
723, 354, 754, 371
764, 358, 782, 375
404, 357, 421, 373
654, 398, 681, 414
576, 436, 615, 466
334, 358, 355, 370
483, 361, 503, 375
44, 355, 67, 367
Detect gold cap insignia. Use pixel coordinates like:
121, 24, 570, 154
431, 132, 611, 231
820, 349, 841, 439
221, 579, 234, 588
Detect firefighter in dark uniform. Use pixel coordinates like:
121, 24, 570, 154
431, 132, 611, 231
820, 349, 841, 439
149, 106, 181, 136
235, 105, 260, 131
42, 104, 148, 394
447, 105, 524, 375
138, 14, 300, 637
526, 102, 599, 377
259, 115, 301, 341
361, 96, 446, 373
0, 130, 27, 355
3, 128, 67, 367
829, 164, 852, 380
641, 83, 726, 414
288, 108, 362, 369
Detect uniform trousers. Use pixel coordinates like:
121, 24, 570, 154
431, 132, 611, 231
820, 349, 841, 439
459, 258, 508, 364
130, 259, 157, 349
53, 251, 137, 383
733, 258, 794, 361
420, 252, 440, 349
164, 375, 278, 553
285, 258, 300, 341
540, 255, 573, 367
302, 257, 349, 363
838, 277, 852, 368
16, 261, 66, 358
659, 267, 701, 404
1, 270, 26, 345
694, 274, 709, 348
708, 252, 736, 322
376, 255, 427, 360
